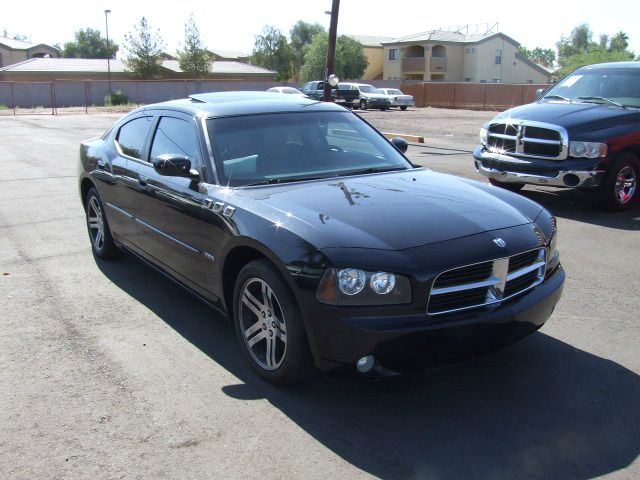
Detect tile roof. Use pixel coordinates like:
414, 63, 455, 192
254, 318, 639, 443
382, 30, 519, 46
346, 35, 396, 47
0, 36, 58, 51
0, 57, 276, 76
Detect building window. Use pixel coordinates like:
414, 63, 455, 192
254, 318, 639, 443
465, 78, 473, 82
493, 79, 502, 83
389, 48, 397, 61
472, 47, 476, 54
432, 45, 446, 58
495, 49, 503, 65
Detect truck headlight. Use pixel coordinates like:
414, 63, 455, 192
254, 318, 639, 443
317, 268, 412, 306
569, 141, 607, 158
480, 127, 488, 146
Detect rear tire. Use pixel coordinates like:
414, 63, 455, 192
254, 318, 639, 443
233, 259, 316, 385
86, 187, 119, 259
400, 106, 408, 111
359, 99, 367, 110
488, 178, 525, 192
597, 153, 639, 211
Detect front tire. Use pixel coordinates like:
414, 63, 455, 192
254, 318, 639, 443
359, 99, 367, 110
400, 106, 408, 111
86, 187, 119, 259
488, 178, 525, 192
233, 259, 315, 385
597, 153, 639, 211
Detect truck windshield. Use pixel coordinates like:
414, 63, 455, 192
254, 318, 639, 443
542, 67, 640, 108
207, 111, 412, 187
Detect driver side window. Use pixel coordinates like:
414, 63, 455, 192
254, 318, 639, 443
150, 117, 199, 165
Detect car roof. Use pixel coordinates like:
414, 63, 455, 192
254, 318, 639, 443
578, 61, 640, 71
130, 91, 344, 118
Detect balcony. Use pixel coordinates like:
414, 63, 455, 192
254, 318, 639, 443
430, 57, 447, 72
401, 57, 425, 73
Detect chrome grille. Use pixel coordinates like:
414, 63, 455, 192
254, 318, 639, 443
487, 120, 568, 160
428, 248, 546, 315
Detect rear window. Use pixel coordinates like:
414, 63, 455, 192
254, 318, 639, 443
116, 116, 154, 160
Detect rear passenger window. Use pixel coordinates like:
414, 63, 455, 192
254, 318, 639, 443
150, 117, 198, 163
116, 116, 153, 159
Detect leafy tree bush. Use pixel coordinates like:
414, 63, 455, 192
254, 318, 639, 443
178, 15, 212, 77
123, 17, 166, 78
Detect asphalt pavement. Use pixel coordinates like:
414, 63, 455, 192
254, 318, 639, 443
1, 109, 639, 479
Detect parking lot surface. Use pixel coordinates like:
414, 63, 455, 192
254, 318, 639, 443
1, 109, 639, 479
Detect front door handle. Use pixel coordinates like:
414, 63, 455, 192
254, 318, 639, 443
138, 175, 148, 186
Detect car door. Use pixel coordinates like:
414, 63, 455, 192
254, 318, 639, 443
103, 114, 155, 244
126, 113, 212, 290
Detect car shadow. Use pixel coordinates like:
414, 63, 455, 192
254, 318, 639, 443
516, 187, 640, 231
96, 254, 640, 480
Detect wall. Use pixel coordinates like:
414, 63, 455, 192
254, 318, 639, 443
400, 82, 548, 110
361, 46, 384, 80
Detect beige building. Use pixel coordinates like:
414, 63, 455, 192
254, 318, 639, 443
347, 35, 395, 80
0, 37, 59, 68
382, 30, 550, 83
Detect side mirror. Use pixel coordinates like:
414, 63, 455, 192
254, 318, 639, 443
535, 88, 546, 99
152, 154, 199, 180
390, 137, 409, 154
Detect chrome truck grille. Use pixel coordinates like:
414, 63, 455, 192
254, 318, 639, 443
428, 248, 546, 315
487, 121, 568, 160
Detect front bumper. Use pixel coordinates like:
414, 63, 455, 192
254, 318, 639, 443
363, 98, 391, 108
473, 146, 606, 188
304, 264, 565, 371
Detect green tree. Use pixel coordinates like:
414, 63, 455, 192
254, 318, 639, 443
300, 33, 368, 82
123, 17, 166, 78
609, 31, 629, 52
518, 47, 556, 68
252, 25, 293, 81
289, 21, 325, 79
555, 23, 635, 78
178, 15, 212, 77
62, 28, 118, 59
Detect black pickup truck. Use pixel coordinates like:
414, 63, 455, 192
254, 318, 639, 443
474, 61, 640, 210
301, 80, 360, 107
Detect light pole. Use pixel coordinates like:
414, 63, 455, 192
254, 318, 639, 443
104, 9, 112, 95
323, 0, 340, 102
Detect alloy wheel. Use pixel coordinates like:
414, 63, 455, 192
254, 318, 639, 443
239, 277, 288, 371
615, 165, 637, 205
87, 196, 106, 251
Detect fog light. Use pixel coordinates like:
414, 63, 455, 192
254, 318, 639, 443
356, 355, 375, 373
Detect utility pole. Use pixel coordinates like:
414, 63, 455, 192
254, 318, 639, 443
323, 0, 340, 102
104, 9, 112, 95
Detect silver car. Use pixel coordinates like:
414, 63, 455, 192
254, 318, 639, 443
377, 88, 415, 111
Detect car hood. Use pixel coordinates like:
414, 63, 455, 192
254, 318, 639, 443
234, 169, 541, 250
494, 102, 640, 132
362, 93, 389, 99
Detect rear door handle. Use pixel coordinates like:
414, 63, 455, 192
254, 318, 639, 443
138, 175, 148, 186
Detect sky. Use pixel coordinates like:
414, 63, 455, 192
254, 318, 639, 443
3, 0, 639, 59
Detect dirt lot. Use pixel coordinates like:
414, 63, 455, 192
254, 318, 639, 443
1, 109, 639, 480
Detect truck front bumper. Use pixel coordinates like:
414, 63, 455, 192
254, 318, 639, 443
473, 147, 606, 188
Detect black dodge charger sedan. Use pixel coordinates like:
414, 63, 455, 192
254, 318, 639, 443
79, 92, 564, 385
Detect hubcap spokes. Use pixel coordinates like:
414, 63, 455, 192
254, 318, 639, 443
240, 278, 287, 371
88, 197, 105, 250
615, 166, 637, 204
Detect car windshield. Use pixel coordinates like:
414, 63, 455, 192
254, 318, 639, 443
207, 111, 412, 187
358, 85, 378, 93
387, 89, 403, 95
541, 67, 640, 108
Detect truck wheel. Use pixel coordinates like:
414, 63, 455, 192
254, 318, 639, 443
380, 106, 389, 111
359, 99, 367, 110
597, 153, 639, 211
488, 178, 524, 192
233, 259, 316, 385
400, 106, 408, 111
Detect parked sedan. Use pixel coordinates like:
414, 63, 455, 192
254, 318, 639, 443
79, 91, 564, 385
377, 88, 416, 110
266, 86, 306, 96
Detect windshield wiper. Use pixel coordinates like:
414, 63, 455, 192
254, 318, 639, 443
340, 166, 409, 177
543, 94, 571, 102
576, 96, 625, 108
243, 175, 328, 187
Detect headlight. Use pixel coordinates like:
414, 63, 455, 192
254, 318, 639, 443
569, 141, 607, 158
479, 127, 488, 145
338, 268, 366, 295
317, 268, 412, 306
